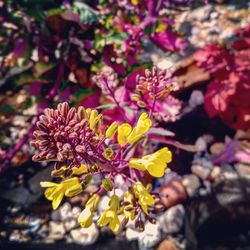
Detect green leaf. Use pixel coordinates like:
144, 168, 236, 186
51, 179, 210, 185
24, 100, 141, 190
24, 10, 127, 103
72, 2, 99, 25
0, 104, 18, 115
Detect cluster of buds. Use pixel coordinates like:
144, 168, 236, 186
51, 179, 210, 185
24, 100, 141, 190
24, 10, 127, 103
32, 102, 172, 232
92, 66, 119, 95
131, 66, 181, 122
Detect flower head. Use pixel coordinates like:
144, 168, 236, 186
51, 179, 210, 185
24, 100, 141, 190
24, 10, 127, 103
97, 195, 121, 233
40, 177, 82, 209
129, 147, 172, 177
31, 102, 104, 169
133, 182, 155, 214
131, 66, 181, 122
117, 112, 152, 146
123, 190, 135, 220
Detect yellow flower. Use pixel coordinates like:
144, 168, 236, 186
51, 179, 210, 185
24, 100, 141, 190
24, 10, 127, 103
117, 123, 132, 146
129, 147, 172, 178
78, 194, 100, 228
123, 190, 135, 220
131, 0, 139, 5
133, 182, 155, 214
117, 112, 152, 146
97, 195, 121, 233
71, 164, 88, 175
40, 177, 82, 210
105, 121, 118, 138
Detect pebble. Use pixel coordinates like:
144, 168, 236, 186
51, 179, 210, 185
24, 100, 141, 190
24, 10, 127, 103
191, 164, 211, 180
234, 163, 250, 179
126, 227, 141, 241
156, 239, 181, 250
182, 174, 201, 197
59, 202, 72, 220
64, 218, 78, 231
138, 222, 161, 250
98, 195, 110, 214
159, 180, 187, 208
210, 142, 225, 156
221, 164, 238, 180
70, 223, 99, 245
159, 205, 185, 234
48, 221, 66, 240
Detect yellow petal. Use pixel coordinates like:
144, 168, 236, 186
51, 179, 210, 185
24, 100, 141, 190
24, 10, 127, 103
105, 121, 118, 139
51, 187, 64, 209
44, 186, 57, 201
117, 123, 132, 146
65, 183, 83, 197
86, 194, 100, 212
89, 109, 99, 130
146, 161, 165, 178
128, 158, 146, 171
61, 177, 80, 189
40, 181, 58, 188
109, 213, 121, 233
78, 208, 93, 228
109, 195, 120, 211
72, 164, 88, 175
97, 210, 112, 227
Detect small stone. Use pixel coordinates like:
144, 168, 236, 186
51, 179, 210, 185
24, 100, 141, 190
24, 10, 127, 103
72, 206, 81, 217
159, 180, 187, 208
138, 222, 161, 249
234, 163, 250, 179
59, 202, 72, 220
182, 175, 201, 197
70, 223, 99, 245
126, 227, 141, 241
64, 218, 78, 231
221, 164, 237, 180
156, 239, 181, 250
191, 164, 211, 180
51, 209, 61, 221
98, 195, 110, 214
49, 221, 66, 240
208, 166, 221, 181
160, 205, 185, 234
210, 142, 225, 156
108, 188, 124, 199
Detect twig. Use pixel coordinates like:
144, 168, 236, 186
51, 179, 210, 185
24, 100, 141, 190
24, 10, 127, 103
0, 62, 65, 175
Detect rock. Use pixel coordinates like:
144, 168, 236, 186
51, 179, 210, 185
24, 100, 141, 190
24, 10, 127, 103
234, 163, 250, 179
210, 142, 225, 156
70, 223, 99, 245
108, 188, 124, 199
182, 175, 201, 197
48, 221, 66, 240
138, 222, 161, 250
193, 5, 214, 21
59, 202, 72, 220
72, 206, 81, 217
159, 180, 187, 208
64, 218, 78, 231
199, 180, 212, 196
51, 209, 61, 221
156, 239, 181, 250
98, 195, 110, 214
191, 164, 211, 180
160, 205, 185, 234
188, 90, 204, 108
126, 227, 141, 241
221, 164, 238, 180
208, 166, 221, 181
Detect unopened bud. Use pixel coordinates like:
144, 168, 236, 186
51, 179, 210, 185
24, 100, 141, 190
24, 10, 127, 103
102, 178, 113, 191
